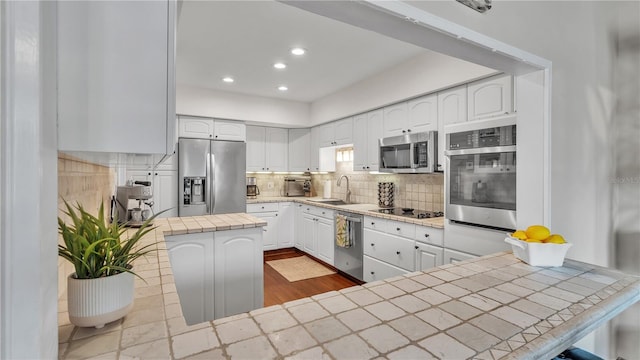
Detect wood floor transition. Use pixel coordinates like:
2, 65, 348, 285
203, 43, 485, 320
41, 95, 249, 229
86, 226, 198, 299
263, 248, 360, 307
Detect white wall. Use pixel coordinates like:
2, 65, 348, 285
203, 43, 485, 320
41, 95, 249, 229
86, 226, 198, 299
310, 52, 496, 125
177, 84, 310, 128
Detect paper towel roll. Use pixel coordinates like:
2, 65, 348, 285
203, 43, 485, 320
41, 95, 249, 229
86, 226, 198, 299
323, 180, 332, 199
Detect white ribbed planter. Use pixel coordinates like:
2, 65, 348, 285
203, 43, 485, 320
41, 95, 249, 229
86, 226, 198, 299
67, 271, 135, 328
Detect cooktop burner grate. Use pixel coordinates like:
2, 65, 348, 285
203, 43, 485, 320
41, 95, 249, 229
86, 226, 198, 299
369, 208, 444, 219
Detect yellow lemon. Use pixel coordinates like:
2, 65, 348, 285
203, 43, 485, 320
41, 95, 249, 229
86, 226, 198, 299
525, 238, 542, 243
511, 230, 527, 240
525, 225, 551, 241
544, 234, 566, 244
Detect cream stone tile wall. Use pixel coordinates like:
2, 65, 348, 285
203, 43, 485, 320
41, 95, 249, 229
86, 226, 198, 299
57, 153, 116, 299
249, 161, 444, 211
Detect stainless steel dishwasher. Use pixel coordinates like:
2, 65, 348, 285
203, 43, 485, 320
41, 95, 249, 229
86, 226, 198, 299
334, 211, 363, 282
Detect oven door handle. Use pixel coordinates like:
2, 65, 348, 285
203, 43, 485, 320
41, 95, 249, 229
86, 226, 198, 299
445, 145, 517, 157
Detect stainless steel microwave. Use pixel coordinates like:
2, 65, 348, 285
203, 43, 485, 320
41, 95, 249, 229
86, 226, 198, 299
379, 131, 438, 173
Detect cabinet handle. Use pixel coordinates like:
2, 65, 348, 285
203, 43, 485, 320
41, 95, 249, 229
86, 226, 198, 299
407, 129, 412, 133
148, 172, 151, 176
415, 246, 419, 249
402, 130, 406, 133
371, 222, 375, 225
322, 211, 325, 215
155, 172, 158, 176
362, 166, 366, 169
371, 271, 375, 275
209, 134, 212, 138
366, 166, 370, 169
275, 214, 278, 216
215, 135, 218, 138
396, 251, 400, 255
396, 227, 401, 231
370, 243, 375, 246
424, 234, 430, 238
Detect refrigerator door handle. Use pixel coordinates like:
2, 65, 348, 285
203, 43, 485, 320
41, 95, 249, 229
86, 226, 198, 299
210, 153, 216, 213
205, 151, 211, 214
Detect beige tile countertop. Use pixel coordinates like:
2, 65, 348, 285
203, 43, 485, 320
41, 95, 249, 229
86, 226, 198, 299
248, 196, 445, 229
58, 215, 639, 360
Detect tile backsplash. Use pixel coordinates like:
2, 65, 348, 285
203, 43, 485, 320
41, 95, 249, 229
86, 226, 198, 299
250, 161, 444, 212
57, 153, 116, 299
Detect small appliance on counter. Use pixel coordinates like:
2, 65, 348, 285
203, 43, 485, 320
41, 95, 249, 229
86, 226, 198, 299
303, 179, 312, 197
114, 181, 154, 227
378, 182, 394, 207
284, 176, 309, 197
246, 177, 260, 199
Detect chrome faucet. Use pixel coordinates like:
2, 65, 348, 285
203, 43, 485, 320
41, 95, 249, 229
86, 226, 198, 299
337, 175, 351, 204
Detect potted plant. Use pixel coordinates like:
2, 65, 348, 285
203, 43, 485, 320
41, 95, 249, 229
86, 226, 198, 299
58, 200, 158, 328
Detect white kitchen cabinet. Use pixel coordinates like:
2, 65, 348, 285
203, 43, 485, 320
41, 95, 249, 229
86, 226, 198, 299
415, 226, 444, 247
153, 153, 178, 171
383, 103, 407, 138
165, 232, 214, 325
408, 94, 438, 133
179, 117, 246, 141
334, 118, 354, 145
253, 212, 278, 251
363, 255, 408, 283
316, 118, 353, 147
294, 203, 305, 250
57, 0, 176, 155
383, 95, 437, 138
302, 213, 317, 255
214, 228, 263, 319
310, 127, 321, 172
316, 216, 334, 265
246, 126, 288, 172
288, 129, 311, 172
278, 202, 294, 248
364, 229, 415, 271
124, 169, 177, 218
353, 110, 383, 171
467, 74, 513, 120
166, 228, 263, 325
438, 85, 467, 126
213, 120, 246, 141
443, 248, 478, 264
301, 205, 334, 263
415, 242, 444, 271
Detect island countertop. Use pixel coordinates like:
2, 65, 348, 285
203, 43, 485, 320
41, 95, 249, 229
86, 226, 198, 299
57, 215, 639, 359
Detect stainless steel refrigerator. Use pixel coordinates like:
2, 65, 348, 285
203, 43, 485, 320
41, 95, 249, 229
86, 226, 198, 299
178, 138, 246, 216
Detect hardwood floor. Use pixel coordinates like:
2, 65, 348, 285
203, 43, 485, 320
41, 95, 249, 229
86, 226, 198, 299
263, 248, 361, 307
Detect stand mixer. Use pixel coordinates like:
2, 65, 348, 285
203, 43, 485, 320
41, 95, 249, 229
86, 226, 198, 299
114, 181, 154, 227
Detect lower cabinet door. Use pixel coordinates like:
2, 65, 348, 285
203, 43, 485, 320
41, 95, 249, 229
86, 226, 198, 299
252, 212, 278, 251
443, 248, 478, 264
214, 228, 264, 319
302, 213, 317, 256
415, 243, 444, 271
364, 229, 415, 271
363, 255, 408, 283
165, 233, 214, 326
294, 204, 304, 250
277, 202, 294, 248
315, 216, 335, 266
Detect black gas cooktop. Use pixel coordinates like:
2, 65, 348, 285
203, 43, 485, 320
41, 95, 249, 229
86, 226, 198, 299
370, 208, 444, 219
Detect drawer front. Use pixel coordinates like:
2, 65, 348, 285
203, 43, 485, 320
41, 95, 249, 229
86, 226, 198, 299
364, 216, 386, 231
415, 226, 444, 246
304, 205, 334, 219
386, 220, 416, 239
364, 229, 415, 271
363, 255, 409, 283
247, 202, 279, 213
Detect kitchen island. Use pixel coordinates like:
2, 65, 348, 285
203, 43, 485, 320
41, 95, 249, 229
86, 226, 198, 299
57, 214, 639, 359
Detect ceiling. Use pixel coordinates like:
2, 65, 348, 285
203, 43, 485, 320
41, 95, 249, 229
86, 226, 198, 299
176, 0, 434, 103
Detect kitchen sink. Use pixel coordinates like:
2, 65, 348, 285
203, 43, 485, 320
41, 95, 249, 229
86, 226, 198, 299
309, 199, 350, 206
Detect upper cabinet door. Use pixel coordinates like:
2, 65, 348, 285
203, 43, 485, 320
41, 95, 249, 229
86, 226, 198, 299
367, 110, 384, 171
213, 120, 246, 142
310, 127, 321, 171
57, 1, 175, 154
438, 85, 467, 126
246, 126, 266, 172
288, 128, 311, 172
467, 74, 513, 120
383, 102, 408, 138
317, 123, 335, 147
408, 94, 438, 133
333, 117, 353, 145
352, 114, 368, 171
265, 128, 288, 172
178, 117, 214, 139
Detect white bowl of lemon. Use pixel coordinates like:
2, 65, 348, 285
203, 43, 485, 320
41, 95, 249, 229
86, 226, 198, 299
505, 225, 572, 267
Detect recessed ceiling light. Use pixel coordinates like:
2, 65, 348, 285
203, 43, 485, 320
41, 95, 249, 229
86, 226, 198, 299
290, 47, 306, 56
278, 86, 288, 91
273, 62, 287, 69
222, 77, 234, 83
